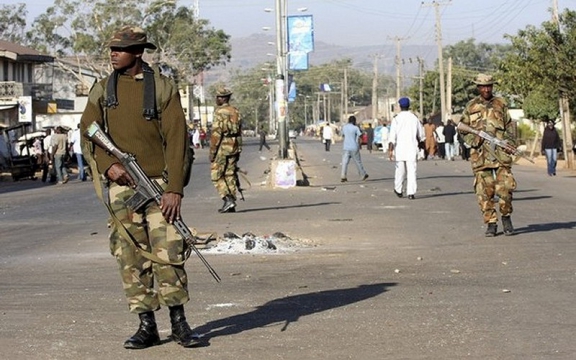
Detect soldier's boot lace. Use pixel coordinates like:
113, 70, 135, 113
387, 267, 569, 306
123, 311, 161, 349
218, 195, 236, 213
485, 223, 497, 237
169, 305, 203, 347
502, 216, 514, 236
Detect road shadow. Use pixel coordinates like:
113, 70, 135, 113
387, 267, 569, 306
194, 282, 396, 342
237, 201, 341, 213
514, 221, 576, 234
418, 174, 472, 180
0, 177, 54, 194
513, 195, 552, 201
414, 190, 474, 199
308, 177, 394, 188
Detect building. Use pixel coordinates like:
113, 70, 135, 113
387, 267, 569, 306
0, 40, 54, 130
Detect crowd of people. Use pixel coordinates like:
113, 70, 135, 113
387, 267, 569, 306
0, 125, 88, 184
320, 74, 525, 238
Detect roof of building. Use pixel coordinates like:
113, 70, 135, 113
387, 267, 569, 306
0, 40, 54, 63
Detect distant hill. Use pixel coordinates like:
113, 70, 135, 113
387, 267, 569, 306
205, 33, 437, 85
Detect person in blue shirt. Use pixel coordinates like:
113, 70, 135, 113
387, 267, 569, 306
340, 116, 369, 182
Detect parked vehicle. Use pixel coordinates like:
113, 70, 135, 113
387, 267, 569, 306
4, 124, 39, 181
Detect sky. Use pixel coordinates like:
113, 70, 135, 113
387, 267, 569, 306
199, 0, 563, 47
4, 0, 572, 49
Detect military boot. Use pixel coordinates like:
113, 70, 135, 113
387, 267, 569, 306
123, 311, 161, 349
218, 195, 236, 213
169, 305, 202, 347
485, 223, 497, 237
502, 216, 514, 236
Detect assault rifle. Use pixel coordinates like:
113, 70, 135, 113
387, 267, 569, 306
457, 121, 534, 164
85, 122, 221, 282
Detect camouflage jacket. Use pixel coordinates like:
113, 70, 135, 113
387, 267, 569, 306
460, 95, 516, 171
210, 102, 242, 160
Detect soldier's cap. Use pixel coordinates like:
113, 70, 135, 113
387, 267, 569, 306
473, 73, 498, 86
216, 87, 233, 97
108, 26, 157, 50
398, 97, 410, 108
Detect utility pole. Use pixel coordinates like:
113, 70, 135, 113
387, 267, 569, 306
446, 56, 452, 122
389, 36, 409, 101
371, 54, 380, 121
274, 0, 288, 158
551, 0, 574, 169
417, 57, 425, 118
423, 0, 451, 123
343, 67, 349, 121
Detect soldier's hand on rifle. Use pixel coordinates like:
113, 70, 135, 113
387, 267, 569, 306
160, 192, 182, 224
502, 142, 517, 155
106, 163, 136, 188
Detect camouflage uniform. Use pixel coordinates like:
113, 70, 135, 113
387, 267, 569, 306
81, 25, 201, 350
460, 74, 517, 226
210, 88, 242, 202
108, 180, 189, 313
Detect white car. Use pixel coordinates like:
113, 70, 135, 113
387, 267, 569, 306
288, 130, 298, 139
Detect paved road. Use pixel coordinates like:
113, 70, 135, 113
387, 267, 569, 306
1, 136, 575, 360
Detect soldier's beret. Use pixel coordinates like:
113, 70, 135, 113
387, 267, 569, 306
108, 26, 157, 50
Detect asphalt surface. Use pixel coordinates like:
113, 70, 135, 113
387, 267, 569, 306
1, 136, 575, 360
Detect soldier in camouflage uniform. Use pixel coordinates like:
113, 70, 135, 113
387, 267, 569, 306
80, 26, 200, 349
210, 87, 242, 213
459, 74, 517, 237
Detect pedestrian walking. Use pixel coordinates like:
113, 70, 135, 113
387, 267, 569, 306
443, 120, 457, 161
210, 87, 242, 213
258, 125, 271, 152
69, 124, 86, 181
388, 97, 424, 200
366, 123, 374, 153
423, 118, 437, 159
435, 122, 446, 159
322, 123, 333, 151
541, 120, 560, 176
459, 73, 517, 237
80, 26, 200, 349
50, 126, 69, 184
340, 116, 369, 182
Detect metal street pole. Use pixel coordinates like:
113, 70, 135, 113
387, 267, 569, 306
275, 0, 288, 159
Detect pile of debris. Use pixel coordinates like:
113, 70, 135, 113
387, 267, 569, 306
201, 231, 312, 254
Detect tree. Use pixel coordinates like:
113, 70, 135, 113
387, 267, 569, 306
406, 39, 511, 118
0, 4, 27, 44
26, 0, 231, 85
522, 87, 558, 122
498, 9, 576, 167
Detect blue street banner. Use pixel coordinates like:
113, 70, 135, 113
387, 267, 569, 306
289, 52, 309, 71
287, 15, 314, 70
288, 79, 297, 102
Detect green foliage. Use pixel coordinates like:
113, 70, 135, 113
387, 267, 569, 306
498, 9, 576, 107
522, 87, 558, 122
225, 59, 392, 131
517, 123, 536, 142
0, 4, 27, 43
24, 0, 231, 83
406, 39, 510, 117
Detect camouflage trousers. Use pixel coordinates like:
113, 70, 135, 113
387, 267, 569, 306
473, 167, 517, 224
211, 154, 239, 200
108, 180, 189, 314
